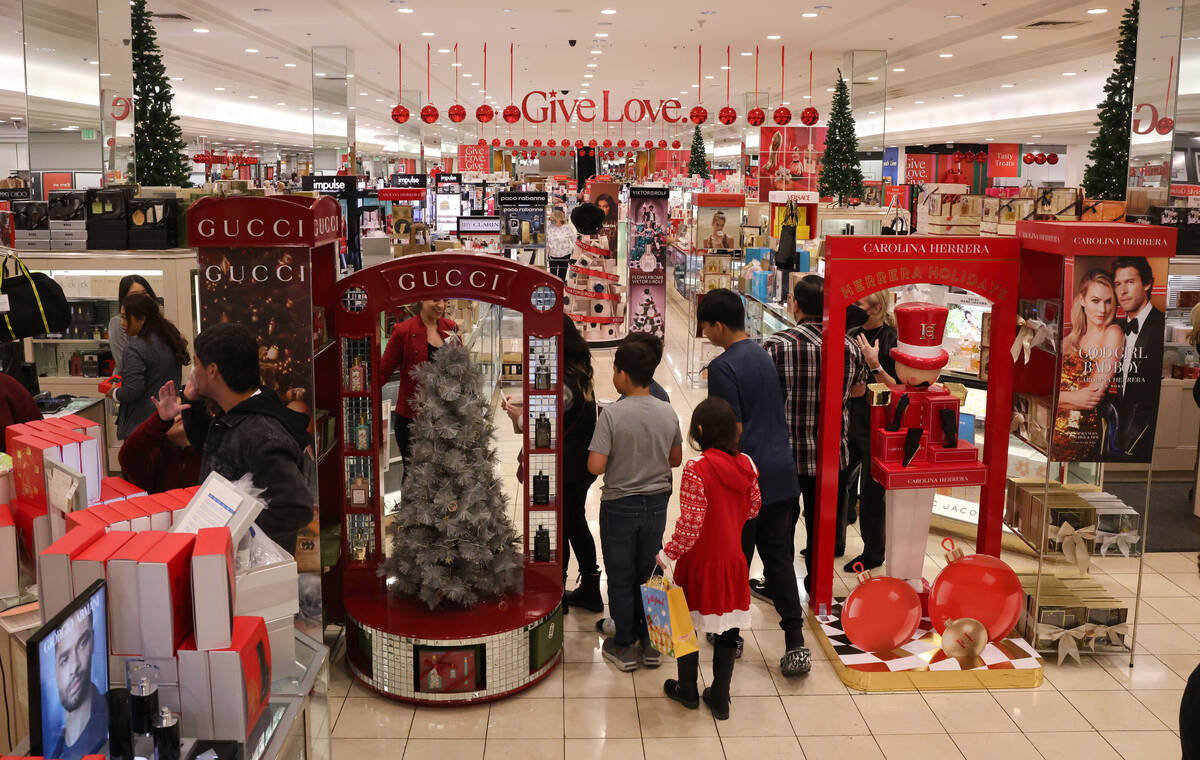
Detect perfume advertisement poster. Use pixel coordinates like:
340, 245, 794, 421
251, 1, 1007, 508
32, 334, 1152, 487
757, 126, 826, 201
588, 181, 621, 254
1051, 254, 1169, 462
695, 205, 741, 251
628, 187, 668, 339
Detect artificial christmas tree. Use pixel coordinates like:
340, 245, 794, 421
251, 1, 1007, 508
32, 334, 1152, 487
131, 0, 191, 187
817, 70, 864, 206
687, 125, 710, 179
1082, 0, 1139, 201
629, 289, 665, 338
381, 337, 523, 610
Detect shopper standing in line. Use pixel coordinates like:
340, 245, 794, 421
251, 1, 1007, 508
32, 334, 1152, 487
588, 340, 683, 671
697, 288, 809, 676
379, 299, 458, 465
622, 331, 671, 403
844, 291, 898, 572
660, 397, 761, 720
112, 294, 188, 441
108, 275, 157, 374
546, 210, 575, 282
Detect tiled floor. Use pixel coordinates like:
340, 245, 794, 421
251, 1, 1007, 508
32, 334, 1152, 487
333, 298, 1196, 759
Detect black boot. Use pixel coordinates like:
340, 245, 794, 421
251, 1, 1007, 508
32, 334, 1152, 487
703, 643, 736, 720
563, 571, 605, 613
663, 652, 699, 709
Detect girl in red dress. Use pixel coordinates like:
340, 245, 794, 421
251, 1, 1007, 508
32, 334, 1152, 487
658, 397, 761, 720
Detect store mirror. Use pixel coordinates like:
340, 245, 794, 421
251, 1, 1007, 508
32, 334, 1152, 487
0, 0, 28, 188
97, 0, 133, 185
1168, 6, 1200, 188
843, 49, 888, 157
312, 46, 355, 172
1126, 0, 1184, 201
21, 0, 104, 195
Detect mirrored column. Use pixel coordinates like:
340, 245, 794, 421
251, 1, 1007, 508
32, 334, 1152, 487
312, 46, 355, 173
841, 49, 888, 151
1126, 1, 1184, 199
97, 0, 133, 184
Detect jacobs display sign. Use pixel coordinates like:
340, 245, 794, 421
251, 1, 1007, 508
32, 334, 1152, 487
513, 91, 689, 124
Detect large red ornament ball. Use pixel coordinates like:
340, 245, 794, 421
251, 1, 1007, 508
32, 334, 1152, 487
1034, 152, 1047, 165
588, 139, 598, 147
540, 150, 547, 156
617, 139, 627, 148
658, 139, 667, 148
476, 104, 494, 123
631, 139, 641, 148
718, 106, 737, 125
928, 550, 1023, 642
532, 139, 542, 147
477, 138, 487, 146
548, 139, 557, 147
447, 104, 466, 123
420, 104, 438, 124
841, 574, 922, 653
602, 138, 612, 148
1022, 152, 1035, 165
491, 138, 501, 147
952, 150, 964, 163
773, 106, 792, 125
617, 151, 624, 157
800, 106, 819, 126
1047, 153, 1059, 165
672, 139, 681, 148
1157, 116, 1176, 135
519, 139, 529, 147
570, 149, 576, 157
391, 104, 411, 124
747, 107, 766, 127
502, 104, 521, 124
690, 105, 708, 124
505, 138, 515, 147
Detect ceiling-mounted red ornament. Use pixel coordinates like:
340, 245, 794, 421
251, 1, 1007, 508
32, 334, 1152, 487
502, 104, 520, 123
1022, 152, 1035, 165
718, 106, 737, 125
447, 104, 466, 123
540, 150, 547, 156
588, 139, 598, 147
570, 149, 576, 156
491, 138, 501, 147
1035, 152, 1047, 165
617, 151, 624, 157
747, 107, 766, 127
505, 138, 515, 147
602, 138, 612, 148
617, 139, 627, 148
1157, 116, 1176, 135
658, 139, 667, 148
672, 139, 681, 149
420, 104, 438, 124
391, 104, 411, 124
631, 139, 641, 148
476, 104, 494, 123
575, 139, 584, 148
548, 139, 557, 147
477, 138, 487, 146
773, 106, 792, 125
800, 106, 819, 126
952, 151, 964, 163
519, 139, 529, 147
532, 138, 542, 147
1047, 152, 1059, 165
690, 105, 708, 124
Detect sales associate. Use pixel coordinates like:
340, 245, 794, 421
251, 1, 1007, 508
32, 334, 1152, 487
113, 294, 189, 440
107, 275, 156, 374
379, 300, 458, 463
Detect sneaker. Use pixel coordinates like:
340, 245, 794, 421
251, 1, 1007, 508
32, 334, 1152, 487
734, 636, 744, 659
602, 638, 640, 672
595, 618, 616, 637
748, 578, 772, 603
705, 632, 717, 645
640, 640, 662, 668
780, 647, 812, 677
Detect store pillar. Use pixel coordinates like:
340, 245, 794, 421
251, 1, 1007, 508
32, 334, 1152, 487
841, 50, 887, 148
312, 46, 356, 173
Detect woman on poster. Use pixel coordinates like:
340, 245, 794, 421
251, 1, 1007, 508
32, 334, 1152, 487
702, 210, 736, 250
380, 299, 458, 464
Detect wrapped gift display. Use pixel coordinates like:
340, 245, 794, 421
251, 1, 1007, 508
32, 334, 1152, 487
1017, 574, 1128, 660
1080, 199, 1126, 222
1036, 188, 1081, 221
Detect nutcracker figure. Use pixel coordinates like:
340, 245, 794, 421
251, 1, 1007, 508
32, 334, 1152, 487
869, 302, 987, 593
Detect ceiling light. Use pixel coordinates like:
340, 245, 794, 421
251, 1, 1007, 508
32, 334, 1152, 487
720, 65, 731, 70
276, 102, 285, 105
1001, 34, 1018, 39
741, 51, 753, 56
584, 74, 593, 78
985, 137, 994, 141
170, 76, 183, 81
214, 87, 225, 91
375, 98, 383, 102
801, 12, 818, 17
502, 7, 515, 11
87, 59, 98, 65
587, 63, 597, 67
315, 72, 325, 77
1087, 7, 1108, 13
782, 101, 790, 105
1088, 129, 1098, 134
945, 14, 962, 19
680, 90, 688, 94
100, 72, 111, 77
601, 8, 617, 14
332, 111, 341, 115
421, 32, 435, 36
803, 95, 811, 99
1001, 83, 1015, 87
581, 90, 588, 94
285, 63, 297, 67
359, 91, 368, 95
1031, 134, 1041, 138
471, 81, 479, 85
914, 100, 924, 104
767, 35, 781, 40
397, 7, 414, 12
245, 48, 258, 53
892, 67, 904, 72
438, 49, 450, 53
1062, 71, 1077, 76
249, 95, 259, 99
192, 27, 209, 33
939, 53, 953, 58
868, 111, 876, 114
704, 75, 714, 79
590, 50, 602, 54
451, 63, 463, 68
952, 93, 963, 97
595, 32, 608, 37
826, 87, 835, 92
867, 76, 879, 81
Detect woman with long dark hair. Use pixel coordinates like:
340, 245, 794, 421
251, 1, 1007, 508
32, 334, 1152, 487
109, 275, 158, 373
113, 293, 189, 440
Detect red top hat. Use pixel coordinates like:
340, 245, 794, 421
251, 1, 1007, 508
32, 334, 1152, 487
890, 301, 950, 370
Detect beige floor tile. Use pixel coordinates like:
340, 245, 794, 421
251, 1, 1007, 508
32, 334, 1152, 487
562, 697, 640, 738
950, 732, 1041, 760
875, 733, 964, 760
720, 736, 803, 759
1040, 658, 1123, 691
922, 692, 1016, 733
332, 697, 415, 739
517, 667, 565, 699
1163, 572, 1200, 595
1024, 731, 1121, 760
1100, 730, 1184, 760
1156, 653, 1200, 679
1090, 555, 1146, 575
782, 694, 871, 736
332, 738, 398, 760
1142, 552, 1199, 574
482, 738, 563, 760
1060, 689, 1168, 731
1109, 573, 1189, 597
640, 737, 726, 760
636, 696, 719, 737
402, 739, 485, 760
715, 695, 794, 737
698, 657, 778, 696
1130, 688, 1185, 732
753, 628, 830, 662
1125, 597, 1171, 625
563, 738, 645, 760
798, 735, 885, 760
769, 656, 849, 696
850, 693, 943, 735
408, 704, 490, 739
632, 662, 707, 697
562, 631, 606, 662
1147, 595, 1200, 625
991, 690, 1092, 732
561, 663, 636, 698
563, 610, 609, 632
1094, 654, 1188, 690
486, 697, 564, 738
1126, 624, 1200, 655
329, 658, 354, 698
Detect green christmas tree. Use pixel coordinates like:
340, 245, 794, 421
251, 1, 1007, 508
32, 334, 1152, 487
381, 338, 523, 610
688, 125, 710, 178
1082, 0, 1139, 200
818, 69, 865, 205
131, 0, 191, 187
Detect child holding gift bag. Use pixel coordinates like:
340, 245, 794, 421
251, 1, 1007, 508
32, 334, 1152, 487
658, 398, 762, 720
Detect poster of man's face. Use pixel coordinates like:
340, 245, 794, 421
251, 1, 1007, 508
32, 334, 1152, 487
38, 591, 109, 760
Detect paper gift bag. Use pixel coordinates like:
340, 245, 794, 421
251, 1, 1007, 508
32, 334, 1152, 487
640, 573, 699, 659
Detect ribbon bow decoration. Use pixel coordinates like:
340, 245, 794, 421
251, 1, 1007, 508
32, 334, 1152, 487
1086, 622, 1129, 649
1048, 522, 1098, 573
1095, 529, 1141, 558
1036, 622, 1092, 665
1010, 316, 1055, 364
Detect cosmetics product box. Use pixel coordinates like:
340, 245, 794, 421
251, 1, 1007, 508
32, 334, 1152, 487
137, 532, 196, 657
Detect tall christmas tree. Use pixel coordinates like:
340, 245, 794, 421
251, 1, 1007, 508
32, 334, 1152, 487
381, 338, 523, 610
131, 0, 191, 187
1082, 0, 1139, 200
688, 125, 710, 178
818, 69, 865, 205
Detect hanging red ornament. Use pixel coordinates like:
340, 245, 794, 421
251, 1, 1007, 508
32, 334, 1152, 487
961, 151, 974, 163
540, 150, 547, 156
570, 149, 576, 157
747, 107, 766, 126
617, 139, 627, 148
602, 138, 612, 148
448, 104, 466, 123
420, 104, 438, 124
1034, 152, 1047, 165
773, 106, 792, 125
658, 139, 667, 148
548, 139, 557, 147
841, 564, 922, 653
1022, 152, 1035, 165
690, 105, 708, 125
617, 151, 624, 157
491, 138, 501, 147
503, 105, 520, 123
533, 139, 542, 147
952, 151, 964, 163
672, 139, 681, 149
800, 106, 819, 126
1157, 116, 1176, 135
718, 106, 737, 125
505, 138, 514, 147
631, 139, 641, 148
477, 138, 487, 146
1047, 152, 1059, 165
476, 104, 494, 123
588, 139, 598, 147
391, 104, 410, 124
519, 139, 528, 147
928, 539, 1023, 642
575, 139, 584, 148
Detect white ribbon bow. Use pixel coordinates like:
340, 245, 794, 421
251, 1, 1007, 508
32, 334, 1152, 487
1048, 522, 1098, 573
1095, 529, 1141, 559
1036, 622, 1092, 665
1011, 316, 1055, 364
1086, 622, 1129, 649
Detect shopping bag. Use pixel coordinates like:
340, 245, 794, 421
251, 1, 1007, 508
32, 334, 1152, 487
0, 253, 70, 340
774, 200, 798, 268
640, 570, 699, 658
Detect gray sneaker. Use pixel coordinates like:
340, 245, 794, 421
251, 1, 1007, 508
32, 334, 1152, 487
780, 647, 812, 676
640, 640, 662, 668
595, 618, 616, 637
602, 638, 640, 672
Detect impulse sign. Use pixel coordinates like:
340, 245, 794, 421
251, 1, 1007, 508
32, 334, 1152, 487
519, 90, 684, 123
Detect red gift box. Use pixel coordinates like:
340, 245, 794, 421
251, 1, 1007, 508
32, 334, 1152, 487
137, 532, 196, 657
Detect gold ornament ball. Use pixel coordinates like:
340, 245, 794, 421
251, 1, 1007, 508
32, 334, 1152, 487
941, 617, 989, 658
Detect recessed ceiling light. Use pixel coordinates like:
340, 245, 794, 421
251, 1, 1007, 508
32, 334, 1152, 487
87, 59, 99, 65
867, 76, 879, 81
1001, 83, 1015, 87
581, 90, 589, 94
193, 27, 209, 33
590, 50, 602, 54
945, 13, 962, 18
595, 32, 609, 37
1087, 7, 1108, 13
421, 32, 435, 36
1031, 134, 1041, 138
471, 81, 479, 85
867, 111, 876, 114
952, 93, 963, 97
315, 72, 325, 76
285, 63, 297, 67
100, 72, 111, 77
691, 84, 699, 87
601, 8, 617, 14
803, 95, 811, 99
170, 76, 183, 81
680, 90, 688, 94
375, 98, 383, 102
1062, 71, 1076, 76
502, 7, 515, 11
826, 87, 835, 92
346, 74, 354, 78
214, 87, 225, 91
782, 101, 790, 105
584, 73, 594, 78
332, 111, 341, 115
741, 51, 753, 56
245, 48, 258, 53
587, 63, 597, 67
249, 95, 258, 99
704, 75, 714, 79
892, 67, 904, 72
801, 12, 818, 17
276, 102, 285, 105
1001, 34, 1018, 39
397, 7, 414, 12
985, 137, 994, 141
1088, 129, 1098, 134
720, 65, 731, 70
939, 53, 953, 58
914, 100, 925, 104
767, 34, 781, 40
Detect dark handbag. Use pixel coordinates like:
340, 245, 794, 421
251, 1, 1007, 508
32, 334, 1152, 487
0, 253, 70, 340
880, 196, 908, 235
774, 200, 798, 267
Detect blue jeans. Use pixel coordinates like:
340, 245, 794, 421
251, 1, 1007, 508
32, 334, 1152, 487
600, 492, 670, 647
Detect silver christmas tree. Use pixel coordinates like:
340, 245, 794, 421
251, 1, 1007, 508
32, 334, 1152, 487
380, 337, 523, 610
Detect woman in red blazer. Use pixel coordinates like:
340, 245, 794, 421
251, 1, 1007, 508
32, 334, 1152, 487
380, 299, 458, 462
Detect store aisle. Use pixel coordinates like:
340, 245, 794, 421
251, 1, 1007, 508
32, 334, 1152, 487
328, 299, 1194, 760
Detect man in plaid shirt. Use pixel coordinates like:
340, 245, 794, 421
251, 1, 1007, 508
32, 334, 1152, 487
763, 275, 869, 594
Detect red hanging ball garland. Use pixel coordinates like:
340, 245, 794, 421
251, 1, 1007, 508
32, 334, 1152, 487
1047, 152, 1059, 165
690, 105, 708, 125
503, 105, 520, 124
718, 106, 737, 125
448, 104, 466, 123
1034, 152, 1047, 165
420, 104, 438, 124
773, 106, 792, 125
800, 106, 819, 126
1022, 152, 1035, 165
391, 105, 410, 125
602, 138, 612, 148
476, 104, 494, 123
657, 139, 667, 148
491, 138, 501, 147
747, 107, 765, 127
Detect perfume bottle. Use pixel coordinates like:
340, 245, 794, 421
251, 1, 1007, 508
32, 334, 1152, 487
533, 470, 549, 505
534, 354, 550, 389
534, 413, 551, 448
349, 357, 365, 392
427, 657, 443, 691
356, 414, 370, 450
534, 524, 551, 561
350, 476, 368, 506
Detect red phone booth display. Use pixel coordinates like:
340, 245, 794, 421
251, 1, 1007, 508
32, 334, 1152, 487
329, 254, 565, 704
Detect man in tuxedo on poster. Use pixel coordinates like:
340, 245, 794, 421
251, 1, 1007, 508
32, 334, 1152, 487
1106, 257, 1164, 461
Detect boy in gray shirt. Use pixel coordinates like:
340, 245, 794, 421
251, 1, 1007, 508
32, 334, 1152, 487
588, 340, 682, 671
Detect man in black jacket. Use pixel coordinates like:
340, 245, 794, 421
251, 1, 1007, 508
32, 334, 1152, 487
156, 323, 314, 552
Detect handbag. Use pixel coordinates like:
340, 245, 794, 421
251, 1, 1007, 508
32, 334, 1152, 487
774, 200, 798, 268
640, 568, 699, 658
0, 253, 69, 340
880, 196, 908, 235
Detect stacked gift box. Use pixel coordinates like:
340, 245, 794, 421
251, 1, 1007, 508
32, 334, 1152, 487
913, 183, 970, 233
11, 200, 49, 251
1146, 205, 1200, 255
981, 197, 1037, 237
1017, 573, 1128, 653
917, 192, 982, 236
1035, 188, 1082, 221
1005, 476, 1142, 557
48, 190, 89, 251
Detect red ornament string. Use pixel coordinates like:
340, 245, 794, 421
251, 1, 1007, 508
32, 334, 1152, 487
398, 43, 402, 101
726, 45, 731, 105
483, 43, 487, 98
510, 43, 514, 103
780, 45, 785, 103
426, 44, 431, 102
754, 46, 759, 109
809, 51, 813, 100
454, 44, 458, 101
698, 45, 702, 104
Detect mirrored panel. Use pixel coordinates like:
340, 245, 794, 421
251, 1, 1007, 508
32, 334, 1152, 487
1127, 0, 1184, 197
312, 46, 355, 172
97, 0, 132, 184
0, 0, 29, 192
